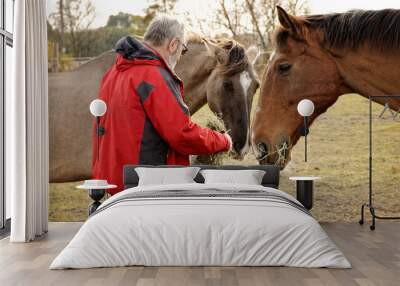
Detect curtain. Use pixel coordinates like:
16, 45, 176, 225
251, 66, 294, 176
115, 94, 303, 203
7, 0, 49, 242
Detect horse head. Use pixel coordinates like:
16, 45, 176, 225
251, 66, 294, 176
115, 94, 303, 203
202, 38, 260, 158
252, 6, 349, 167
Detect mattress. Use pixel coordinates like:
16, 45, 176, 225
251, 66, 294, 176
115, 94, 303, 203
50, 183, 351, 269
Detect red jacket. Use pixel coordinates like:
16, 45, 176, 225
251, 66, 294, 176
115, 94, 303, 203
92, 36, 229, 195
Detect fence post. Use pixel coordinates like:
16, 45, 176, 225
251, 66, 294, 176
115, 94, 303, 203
51, 42, 59, 73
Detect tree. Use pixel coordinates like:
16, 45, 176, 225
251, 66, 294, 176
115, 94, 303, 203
286, 0, 310, 15
144, 0, 178, 24
245, 0, 267, 49
217, 0, 243, 39
106, 12, 132, 29
156, 0, 178, 13
250, 0, 283, 47
50, 0, 95, 57
64, 0, 95, 56
214, 0, 309, 50
59, 0, 65, 51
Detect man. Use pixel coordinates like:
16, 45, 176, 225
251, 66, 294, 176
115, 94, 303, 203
92, 16, 232, 195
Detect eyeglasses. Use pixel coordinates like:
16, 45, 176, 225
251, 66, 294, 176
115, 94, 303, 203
173, 38, 189, 56
181, 43, 188, 56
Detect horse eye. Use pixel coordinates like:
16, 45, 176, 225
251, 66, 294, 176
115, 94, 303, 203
277, 63, 292, 75
223, 80, 234, 91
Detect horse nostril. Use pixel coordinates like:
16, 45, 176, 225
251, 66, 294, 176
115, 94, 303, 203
257, 142, 268, 156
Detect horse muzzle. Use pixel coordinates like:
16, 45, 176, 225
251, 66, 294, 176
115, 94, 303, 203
254, 139, 290, 169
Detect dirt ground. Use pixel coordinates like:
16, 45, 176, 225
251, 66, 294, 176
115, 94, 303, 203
49, 94, 400, 222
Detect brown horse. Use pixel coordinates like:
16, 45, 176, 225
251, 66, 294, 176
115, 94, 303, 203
252, 7, 400, 167
49, 35, 260, 182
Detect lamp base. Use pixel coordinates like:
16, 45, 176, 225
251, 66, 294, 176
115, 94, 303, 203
88, 189, 105, 215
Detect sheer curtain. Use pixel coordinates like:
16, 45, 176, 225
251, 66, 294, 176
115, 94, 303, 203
7, 0, 49, 242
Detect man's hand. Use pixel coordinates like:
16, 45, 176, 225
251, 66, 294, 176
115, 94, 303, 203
223, 133, 233, 152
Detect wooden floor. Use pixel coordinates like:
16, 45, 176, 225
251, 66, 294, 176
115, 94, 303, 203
0, 222, 399, 286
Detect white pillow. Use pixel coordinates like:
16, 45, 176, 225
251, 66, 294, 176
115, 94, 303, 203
200, 169, 266, 185
135, 167, 200, 186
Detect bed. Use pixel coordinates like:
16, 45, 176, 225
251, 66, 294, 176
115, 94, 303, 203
50, 165, 350, 269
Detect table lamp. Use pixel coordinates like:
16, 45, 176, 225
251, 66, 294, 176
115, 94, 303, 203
297, 99, 315, 162
90, 99, 107, 161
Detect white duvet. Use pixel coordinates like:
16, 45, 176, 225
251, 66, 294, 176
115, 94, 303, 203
50, 183, 351, 269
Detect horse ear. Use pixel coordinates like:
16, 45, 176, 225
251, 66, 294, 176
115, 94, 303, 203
246, 46, 260, 66
202, 38, 228, 64
276, 6, 303, 38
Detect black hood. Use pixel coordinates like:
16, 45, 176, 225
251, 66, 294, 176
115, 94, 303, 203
115, 36, 159, 61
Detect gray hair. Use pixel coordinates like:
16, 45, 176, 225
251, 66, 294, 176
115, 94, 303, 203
144, 15, 185, 47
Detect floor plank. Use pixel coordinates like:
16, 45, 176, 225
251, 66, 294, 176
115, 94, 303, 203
0, 222, 399, 286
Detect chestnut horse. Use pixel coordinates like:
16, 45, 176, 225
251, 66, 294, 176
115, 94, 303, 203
49, 35, 260, 182
252, 7, 400, 167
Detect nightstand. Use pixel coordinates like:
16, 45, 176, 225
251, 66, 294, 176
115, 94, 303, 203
289, 177, 320, 210
77, 180, 117, 215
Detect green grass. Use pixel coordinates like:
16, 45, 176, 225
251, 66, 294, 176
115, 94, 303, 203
50, 93, 400, 222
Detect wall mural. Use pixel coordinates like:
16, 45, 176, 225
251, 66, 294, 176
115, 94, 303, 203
47, 0, 400, 223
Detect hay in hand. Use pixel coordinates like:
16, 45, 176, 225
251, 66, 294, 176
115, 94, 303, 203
191, 117, 229, 165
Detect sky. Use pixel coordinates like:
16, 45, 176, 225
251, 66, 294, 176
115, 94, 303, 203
47, 0, 400, 29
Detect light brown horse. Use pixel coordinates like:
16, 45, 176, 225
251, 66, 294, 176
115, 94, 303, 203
252, 7, 400, 167
49, 35, 260, 182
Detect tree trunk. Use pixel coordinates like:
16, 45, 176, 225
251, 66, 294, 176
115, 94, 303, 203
219, 0, 237, 38
59, 0, 64, 52
245, 0, 267, 49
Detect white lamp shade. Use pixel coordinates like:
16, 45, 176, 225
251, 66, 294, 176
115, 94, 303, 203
297, 99, 315, 117
90, 99, 107, 117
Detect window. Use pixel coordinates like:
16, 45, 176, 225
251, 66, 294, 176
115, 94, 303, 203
5, 0, 13, 33
0, 0, 13, 233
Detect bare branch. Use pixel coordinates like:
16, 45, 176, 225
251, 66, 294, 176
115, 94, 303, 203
219, 0, 238, 38
245, 0, 267, 49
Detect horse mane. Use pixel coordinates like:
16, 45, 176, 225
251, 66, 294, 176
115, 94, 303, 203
305, 9, 400, 51
212, 38, 248, 76
187, 33, 248, 76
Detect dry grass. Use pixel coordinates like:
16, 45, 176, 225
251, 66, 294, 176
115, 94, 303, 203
49, 181, 89, 221
50, 93, 400, 222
